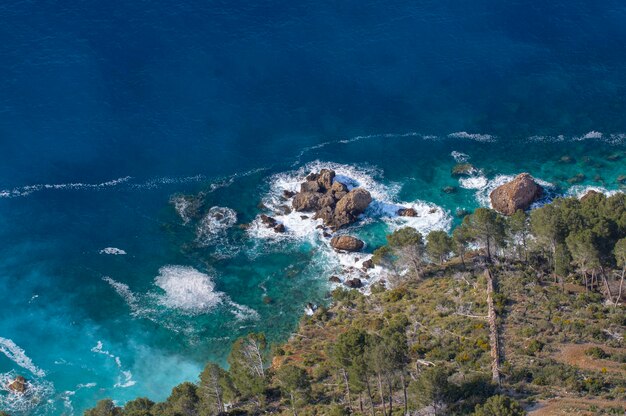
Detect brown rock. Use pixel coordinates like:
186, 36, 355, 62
330, 181, 349, 194
362, 259, 374, 270
329, 275, 341, 283
397, 208, 418, 217
292, 192, 321, 212
283, 190, 296, 199
489, 173, 543, 215
318, 193, 337, 209
330, 235, 365, 252
274, 224, 286, 233
344, 278, 363, 289
332, 188, 372, 229
316, 169, 336, 191
7, 376, 27, 394
300, 180, 321, 193
260, 214, 277, 227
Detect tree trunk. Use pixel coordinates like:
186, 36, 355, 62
485, 269, 501, 385
377, 374, 387, 416
366, 378, 375, 416
386, 377, 393, 416
290, 392, 298, 416
400, 372, 408, 416
615, 267, 625, 307
341, 368, 352, 411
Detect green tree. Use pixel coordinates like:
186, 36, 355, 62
123, 397, 154, 416
386, 227, 426, 277
566, 230, 601, 290
507, 210, 530, 261
328, 328, 374, 415
164, 382, 200, 416
453, 224, 472, 269
472, 394, 526, 416
198, 362, 236, 416
464, 208, 506, 261
531, 203, 566, 274
409, 367, 451, 416
275, 365, 311, 416
84, 399, 122, 416
227, 333, 268, 405
426, 230, 453, 264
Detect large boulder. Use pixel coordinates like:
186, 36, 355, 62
330, 235, 365, 252
7, 375, 27, 393
489, 173, 543, 215
332, 188, 372, 229
397, 207, 418, 217
292, 192, 321, 212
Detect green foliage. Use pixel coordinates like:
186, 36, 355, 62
472, 395, 526, 416
427, 230, 453, 264
615, 237, 626, 268
585, 346, 610, 359
464, 208, 506, 260
276, 364, 311, 411
122, 398, 154, 416
386, 227, 424, 248
198, 362, 236, 415
409, 367, 452, 416
227, 333, 268, 401
85, 399, 122, 416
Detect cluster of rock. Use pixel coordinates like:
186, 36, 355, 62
489, 173, 543, 215
259, 214, 285, 233
289, 169, 372, 230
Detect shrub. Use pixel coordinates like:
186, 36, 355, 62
585, 346, 610, 359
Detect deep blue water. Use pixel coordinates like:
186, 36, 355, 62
1, 1, 626, 414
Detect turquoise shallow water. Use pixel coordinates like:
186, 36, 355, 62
1, 0, 626, 414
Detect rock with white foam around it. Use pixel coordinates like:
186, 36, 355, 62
489, 173, 543, 215
330, 235, 364, 252
7, 375, 27, 394
291, 169, 372, 230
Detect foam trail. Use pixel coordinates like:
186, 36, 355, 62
91, 341, 136, 388
448, 132, 496, 142
0, 176, 132, 198
451, 151, 470, 162
0, 337, 46, 377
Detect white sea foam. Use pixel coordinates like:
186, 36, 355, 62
154, 266, 224, 314
100, 247, 127, 255
567, 185, 622, 199
448, 132, 496, 142
0, 337, 46, 378
451, 151, 470, 163
459, 175, 488, 190
575, 130, 603, 140
0, 370, 55, 413
196, 206, 237, 246
0, 176, 132, 198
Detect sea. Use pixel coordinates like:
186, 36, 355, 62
1, 1, 625, 414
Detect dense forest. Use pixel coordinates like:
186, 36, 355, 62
84, 192, 626, 416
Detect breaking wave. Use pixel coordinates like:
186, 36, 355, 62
196, 207, 237, 246
100, 247, 127, 255
91, 341, 136, 388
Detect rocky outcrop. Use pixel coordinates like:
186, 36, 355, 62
344, 278, 363, 288
259, 214, 285, 233
362, 259, 374, 270
397, 208, 418, 217
489, 173, 543, 215
329, 275, 341, 283
330, 235, 364, 252
7, 375, 27, 393
290, 169, 372, 230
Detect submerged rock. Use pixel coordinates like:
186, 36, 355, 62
330, 235, 364, 252
451, 163, 476, 177
489, 173, 543, 215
